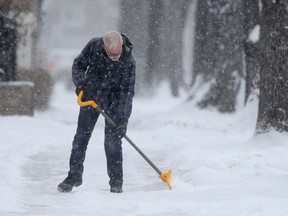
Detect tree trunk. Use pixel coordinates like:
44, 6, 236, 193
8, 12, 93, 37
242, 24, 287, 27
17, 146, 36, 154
242, 0, 260, 104
192, 0, 212, 83
192, 0, 244, 112
256, 0, 288, 133
119, 0, 149, 93
120, 0, 192, 96
145, 0, 163, 88
159, 0, 192, 97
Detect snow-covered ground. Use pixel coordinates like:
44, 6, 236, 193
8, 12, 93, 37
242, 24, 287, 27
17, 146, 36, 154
1, 82, 288, 216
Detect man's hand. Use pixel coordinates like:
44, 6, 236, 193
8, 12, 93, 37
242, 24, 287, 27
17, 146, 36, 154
75, 83, 87, 96
75, 88, 82, 96
75, 80, 88, 96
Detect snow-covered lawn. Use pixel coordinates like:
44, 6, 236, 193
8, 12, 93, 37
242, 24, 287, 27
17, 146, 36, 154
1, 82, 288, 216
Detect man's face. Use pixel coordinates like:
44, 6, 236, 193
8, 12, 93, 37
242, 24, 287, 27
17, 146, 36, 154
105, 44, 122, 62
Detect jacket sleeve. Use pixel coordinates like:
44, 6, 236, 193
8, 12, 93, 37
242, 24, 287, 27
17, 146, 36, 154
118, 57, 136, 122
72, 39, 94, 88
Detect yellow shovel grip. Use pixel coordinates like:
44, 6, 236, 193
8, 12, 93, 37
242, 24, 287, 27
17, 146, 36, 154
77, 90, 98, 108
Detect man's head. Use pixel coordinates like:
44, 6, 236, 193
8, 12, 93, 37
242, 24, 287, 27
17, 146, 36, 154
103, 31, 123, 61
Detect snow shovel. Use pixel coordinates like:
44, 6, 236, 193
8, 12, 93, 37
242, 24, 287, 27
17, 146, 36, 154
77, 90, 172, 189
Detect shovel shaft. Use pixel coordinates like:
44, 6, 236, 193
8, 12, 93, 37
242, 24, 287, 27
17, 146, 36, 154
123, 134, 162, 175
95, 107, 116, 127
95, 107, 162, 175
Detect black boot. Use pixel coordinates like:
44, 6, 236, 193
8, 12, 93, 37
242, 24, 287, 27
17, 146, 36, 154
57, 176, 82, 192
110, 185, 123, 193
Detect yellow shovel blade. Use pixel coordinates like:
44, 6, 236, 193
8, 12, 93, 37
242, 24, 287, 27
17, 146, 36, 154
160, 169, 172, 189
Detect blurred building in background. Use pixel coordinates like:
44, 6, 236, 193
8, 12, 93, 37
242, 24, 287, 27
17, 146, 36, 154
0, 13, 17, 81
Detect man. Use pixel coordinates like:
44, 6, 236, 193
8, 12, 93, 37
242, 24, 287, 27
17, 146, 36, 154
57, 31, 136, 193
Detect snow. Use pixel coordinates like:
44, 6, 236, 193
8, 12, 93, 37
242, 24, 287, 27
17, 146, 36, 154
248, 25, 260, 43
1, 81, 288, 216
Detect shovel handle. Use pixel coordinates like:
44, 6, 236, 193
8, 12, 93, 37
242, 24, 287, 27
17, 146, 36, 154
77, 90, 98, 108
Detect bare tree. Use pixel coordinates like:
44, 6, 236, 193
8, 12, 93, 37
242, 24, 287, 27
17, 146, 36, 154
145, 0, 163, 89
191, 0, 244, 112
119, 0, 191, 96
119, 0, 149, 94
158, 0, 192, 96
192, 0, 213, 84
256, 0, 288, 133
243, 0, 260, 104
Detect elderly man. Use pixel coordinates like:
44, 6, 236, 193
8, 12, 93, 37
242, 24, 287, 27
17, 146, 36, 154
57, 31, 136, 193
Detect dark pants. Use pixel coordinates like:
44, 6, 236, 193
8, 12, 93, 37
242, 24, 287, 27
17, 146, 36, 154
68, 105, 123, 187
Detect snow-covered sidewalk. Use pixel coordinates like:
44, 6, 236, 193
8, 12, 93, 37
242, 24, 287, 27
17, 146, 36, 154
1, 82, 288, 216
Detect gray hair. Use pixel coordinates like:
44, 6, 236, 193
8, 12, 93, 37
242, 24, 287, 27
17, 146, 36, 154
103, 31, 123, 50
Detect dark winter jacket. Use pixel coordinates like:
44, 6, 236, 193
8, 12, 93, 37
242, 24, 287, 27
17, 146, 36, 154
72, 34, 136, 123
